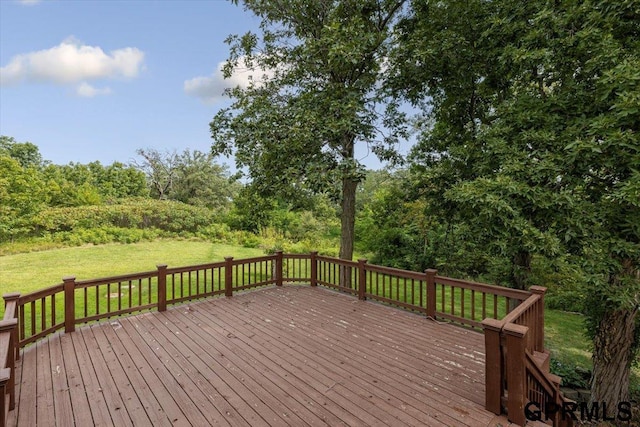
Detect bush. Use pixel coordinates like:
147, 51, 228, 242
31, 199, 218, 236
49, 227, 161, 246
550, 358, 590, 389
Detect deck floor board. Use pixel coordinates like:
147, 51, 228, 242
9, 286, 499, 427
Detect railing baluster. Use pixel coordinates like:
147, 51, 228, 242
95, 285, 100, 316
471, 290, 476, 322
51, 294, 56, 328
493, 295, 498, 319
40, 298, 45, 333
29, 302, 35, 337
19, 305, 25, 343
482, 293, 486, 319
117, 282, 122, 312
108, 283, 113, 314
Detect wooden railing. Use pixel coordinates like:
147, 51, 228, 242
483, 286, 572, 427
1, 294, 19, 427
1, 251, 561, 427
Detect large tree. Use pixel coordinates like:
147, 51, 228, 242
132, 148, 237, 211
0, 135, 44, 169
210, 0, 407, 262
391, 0, 639, 407
172, 149, 239, 211
0, 155, 47, 241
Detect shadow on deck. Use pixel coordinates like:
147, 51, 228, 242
8, 286, 505, 427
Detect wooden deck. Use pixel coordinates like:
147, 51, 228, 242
7, 285, 508, 427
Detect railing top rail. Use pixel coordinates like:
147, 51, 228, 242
363, 263, 426, 281
18, 284, 64, 304
75, 270, 158, 288
231, 255, 275, 265
525, 352, 556, 396
501, 293, 541, 326
316, 255, 358, 268
166, 261, 225, 274
282, 253, 311, 259
435, 276, 531, 301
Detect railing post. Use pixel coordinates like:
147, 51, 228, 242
482, 318, 504, 415
1, 367, 10, 427
357, 259, 367, 300
63, 276, 76, 333
275, 251, 283, 287
3, 293, 20, 361
225, 257, 234, 297
0, 318, 17, 411
529, 286, 547, 352
504, 323, 528, 427
157, 264, 167, 312
310, 252, 318, 287
425, 269, 437, 318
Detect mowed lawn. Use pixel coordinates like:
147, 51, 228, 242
0, 240, 264, 317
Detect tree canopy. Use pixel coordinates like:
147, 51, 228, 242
210, 0, 408, 261
386, 0, 639, 406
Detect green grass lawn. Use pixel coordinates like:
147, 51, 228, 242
545, 309, 592, 370
0, 240, 264, 317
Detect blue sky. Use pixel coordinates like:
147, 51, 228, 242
1, 0, 398, 170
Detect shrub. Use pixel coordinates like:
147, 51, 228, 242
31, 199, 218, 236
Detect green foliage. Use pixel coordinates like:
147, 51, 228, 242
132, 148, 237, 211
0, 155, 47, 242
529, 256, 586, 313
172, 149, 239, 210
385, 0, 639, 402
31, 199, 218, 235
41, 161, 147, 207
550, 358, 590, 390
0, 135, 44, 169
48, 226, 161, 246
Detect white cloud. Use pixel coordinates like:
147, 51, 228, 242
184, 57, 275, 104
17, 0, 42, 5
76, 82, 112, 97
0, 38, 145, 86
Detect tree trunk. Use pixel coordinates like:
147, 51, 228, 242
510, 250, 532, 310
590, 307, 637, 407
511, 249, 532, 290
339, 176, 357, 288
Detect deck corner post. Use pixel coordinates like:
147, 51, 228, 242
3, 293, 20, 362
529, 286, 547, 352
425, 269, 437, 318
157, 264, 168, 312
504, 323, 528, 427
0, 319, 17, 411
275, 251, 283, 287
224, 257, 234, 297
0, 368, 10, 426
482, 318, 504, 415
357, 259, 367, 300
310, 252, 318, 287
2, 293, 20, 315
63, 276, 76, 333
